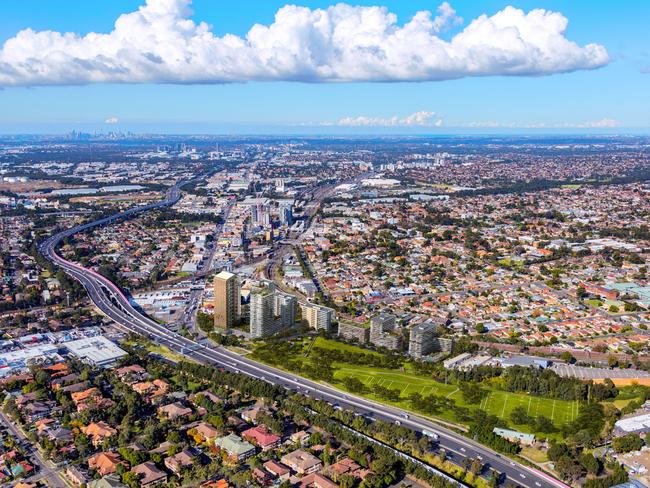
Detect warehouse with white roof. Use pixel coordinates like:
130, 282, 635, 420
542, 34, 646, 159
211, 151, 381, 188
64, 336, 127, 368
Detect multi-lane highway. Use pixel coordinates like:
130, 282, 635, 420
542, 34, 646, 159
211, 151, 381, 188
39, 182, 567, 488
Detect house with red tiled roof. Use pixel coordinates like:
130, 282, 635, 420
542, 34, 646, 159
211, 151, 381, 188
299, 473, 338, 488
82, 422, 117, 447
157, 402, 192, 420
132, 461, 167, 487
242, 425, 281, 451
263, 460, 290, 481
88, 452, 126, 476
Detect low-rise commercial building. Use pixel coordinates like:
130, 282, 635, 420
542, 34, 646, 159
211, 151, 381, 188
64, 336, 127, 368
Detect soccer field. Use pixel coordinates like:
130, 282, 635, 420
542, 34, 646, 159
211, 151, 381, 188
334, 364, 579, 429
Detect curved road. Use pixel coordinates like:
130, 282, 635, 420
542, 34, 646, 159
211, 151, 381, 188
39, 183, 567, 488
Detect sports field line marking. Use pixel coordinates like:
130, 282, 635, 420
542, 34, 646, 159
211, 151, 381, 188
482, 391, 490, 411
551, 399, 556, 420
446, 387, 459, 399
527, 395, 532, 415
420, 385, 427, 395
535, 397, 540, 417
482, 392, 492, 411
501, 394, 508, 418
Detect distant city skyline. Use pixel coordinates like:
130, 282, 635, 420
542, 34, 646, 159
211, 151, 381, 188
1, 0, 649, 133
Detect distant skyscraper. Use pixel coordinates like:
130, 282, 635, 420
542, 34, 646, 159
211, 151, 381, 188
252, 204, 261, 225
279, 202, 293, 226
262, 206, 271, 226
252, 203, 270, 226
213, 271, 241, 330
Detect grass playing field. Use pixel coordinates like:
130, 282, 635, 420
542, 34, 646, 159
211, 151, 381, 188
332, 361, 579, 433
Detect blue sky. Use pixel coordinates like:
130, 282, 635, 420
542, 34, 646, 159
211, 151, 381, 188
0, 0, 648, 134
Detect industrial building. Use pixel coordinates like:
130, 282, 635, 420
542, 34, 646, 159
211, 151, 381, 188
442, 353, 472, 369
499, 356, 552, 369
614, 413, 650, 436
443, 353, 493, 370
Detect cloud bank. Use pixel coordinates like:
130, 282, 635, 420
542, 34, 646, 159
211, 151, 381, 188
466, 118, 619, 129
334, 111, 443, 127
0, 0, 609, 87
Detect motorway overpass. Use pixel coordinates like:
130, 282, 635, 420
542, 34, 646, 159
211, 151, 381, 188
39, 183, 568, 488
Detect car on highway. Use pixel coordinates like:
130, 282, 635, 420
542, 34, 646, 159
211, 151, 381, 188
422, 429, 439, 440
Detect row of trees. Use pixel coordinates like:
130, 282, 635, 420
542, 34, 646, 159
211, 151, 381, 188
501, 366, 618, 402
310, 346, 403, 370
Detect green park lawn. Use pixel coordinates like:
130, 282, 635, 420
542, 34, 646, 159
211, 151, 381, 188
311, 336, 382, 356
332, 362, 579, 433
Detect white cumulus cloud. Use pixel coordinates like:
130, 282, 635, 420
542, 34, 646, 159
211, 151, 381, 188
0, 0, 609, 87
105, 116, 119, 124
335, 111, 443, 127
574, 118, 618, 128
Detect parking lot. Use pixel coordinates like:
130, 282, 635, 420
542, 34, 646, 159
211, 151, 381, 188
551, 363, 650, 380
